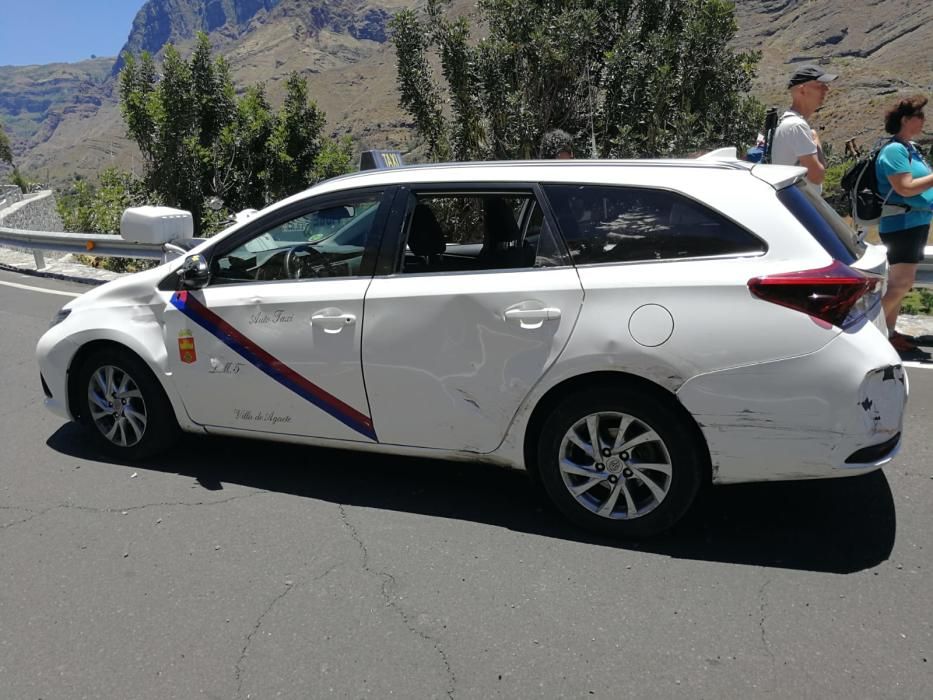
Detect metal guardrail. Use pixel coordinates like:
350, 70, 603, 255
0, 225, 191, 269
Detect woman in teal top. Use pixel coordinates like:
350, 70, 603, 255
875, 95, 933, 354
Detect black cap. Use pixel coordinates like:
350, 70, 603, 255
787, 64, 838, 88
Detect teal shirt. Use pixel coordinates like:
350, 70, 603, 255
875, 140, 933, 233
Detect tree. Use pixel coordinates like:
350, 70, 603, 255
266, 73, 327, 201
215, 84, 276, 212
119, 34, 351, 232
391, 0, 763, 161
0, 120, 13, 167
391, 5, 450, 160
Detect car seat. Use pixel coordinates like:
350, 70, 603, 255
405, 203, 447, 272
479, 197, 533, 269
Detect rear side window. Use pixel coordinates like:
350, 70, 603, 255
398, 192, 569, 274
777, 182, 862, 264
543, 184, 765, 265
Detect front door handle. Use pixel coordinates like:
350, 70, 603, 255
311, 310, 357, 334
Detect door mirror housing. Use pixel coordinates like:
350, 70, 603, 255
177, 254, 211, 289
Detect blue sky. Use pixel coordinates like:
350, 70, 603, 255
0, 1, 146, 66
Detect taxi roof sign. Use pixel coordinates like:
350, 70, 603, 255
360, 150, 405, 170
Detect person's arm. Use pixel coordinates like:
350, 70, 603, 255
811, 129, 827, 167
880, 143, 933, 197
888, 171, 933, 197
797, 153, 826, 185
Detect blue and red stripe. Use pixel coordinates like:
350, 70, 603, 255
171, 291, 377, 441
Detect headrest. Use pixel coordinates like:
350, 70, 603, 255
408, 204, 446, 256
484, 197, 521, 244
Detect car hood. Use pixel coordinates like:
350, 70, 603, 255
63, 259, 184, 312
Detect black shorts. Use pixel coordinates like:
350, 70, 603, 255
879, 225, 930, 265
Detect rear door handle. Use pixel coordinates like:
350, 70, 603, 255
311, 311, 357, 333
504, 308, 561, 322
503, 307, 561, 329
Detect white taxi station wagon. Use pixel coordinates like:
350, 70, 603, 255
37, 154, 908, 537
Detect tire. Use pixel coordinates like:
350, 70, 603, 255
75, 347, 179, 460
537, 387, 702, 538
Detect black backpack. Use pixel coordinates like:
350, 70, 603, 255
841, 139, 910, 226
760, 107, 779, 165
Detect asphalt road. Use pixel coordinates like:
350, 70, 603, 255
1, 268, 932, 699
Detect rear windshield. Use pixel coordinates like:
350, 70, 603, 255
777, 182, 863, 264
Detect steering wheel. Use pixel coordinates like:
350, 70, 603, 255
283, 244, 335, 279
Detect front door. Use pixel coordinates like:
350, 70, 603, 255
362, 188, 584, 453
161, 189, 391, 443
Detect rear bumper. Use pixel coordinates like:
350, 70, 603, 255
677, 323, 907, 484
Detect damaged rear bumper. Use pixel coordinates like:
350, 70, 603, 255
677, 325, 908, 485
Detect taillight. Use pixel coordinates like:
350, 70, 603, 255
748, 260, 880, 328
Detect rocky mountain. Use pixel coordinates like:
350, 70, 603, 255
732, 0, 933, 150
112, 0, 283, 74
2, 0, 932, 184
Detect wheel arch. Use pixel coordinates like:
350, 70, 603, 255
521, 371, 712, 486
66, 338, 179, 425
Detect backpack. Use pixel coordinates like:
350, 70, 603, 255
759, 107, 779, 165
841, 139, 911, 227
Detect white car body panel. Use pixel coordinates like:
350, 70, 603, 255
363, 267, 583, 452
36, 263, 203, 432
36, 159, 908, 495
678, 322, 906, 482
161, 278, 375, 442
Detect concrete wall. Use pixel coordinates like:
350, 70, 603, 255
0, 190, 64, 231
0, 185, 22, 211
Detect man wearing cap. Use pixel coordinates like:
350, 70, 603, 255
770, 64, 838, 193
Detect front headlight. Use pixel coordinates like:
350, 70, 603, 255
50, 308, 71, 328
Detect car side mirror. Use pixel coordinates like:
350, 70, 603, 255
177, 254, 210, 290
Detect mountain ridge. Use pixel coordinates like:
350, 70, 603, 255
2, 0, 931, 184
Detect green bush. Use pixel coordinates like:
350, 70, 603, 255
11, 168, 30, 194
56, 168, 157, 274
901, 288, 933, 316
822, 158, 853, 218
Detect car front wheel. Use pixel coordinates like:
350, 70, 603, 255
76, 348, 178, 459
537, 387, 702, 538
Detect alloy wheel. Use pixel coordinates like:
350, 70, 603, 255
87, 364, 148, 448
558, 411, 673, 520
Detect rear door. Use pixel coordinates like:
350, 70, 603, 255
361, 185, 584, 453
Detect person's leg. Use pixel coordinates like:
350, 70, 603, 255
880, 225, 928, 337
882, 262, 918, 333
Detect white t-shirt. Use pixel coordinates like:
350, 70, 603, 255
771, 111, 821, 193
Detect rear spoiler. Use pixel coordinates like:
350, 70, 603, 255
695, 148, 806, 189
750, 163, 808, 190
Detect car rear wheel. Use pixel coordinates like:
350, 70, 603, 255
537, 387, 702, 538
76, 348, 178, 459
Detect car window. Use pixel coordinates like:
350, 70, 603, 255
543, 184, 766, 265
777, 182, 862, 264
211, 195, 383, 284
400, 192, 568, 273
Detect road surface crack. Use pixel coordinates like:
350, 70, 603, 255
61, 490, 269, 515
338, 504, 456, 699
1, 493, 268, 533
0, 506, 55, 532
234, 563, 340, 698
758, 578, 777, 680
